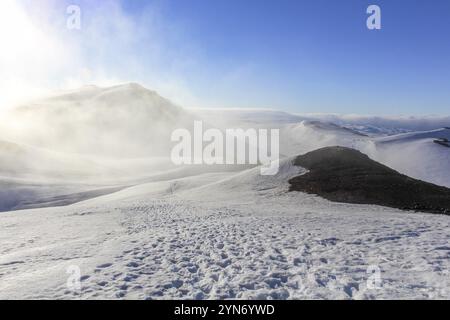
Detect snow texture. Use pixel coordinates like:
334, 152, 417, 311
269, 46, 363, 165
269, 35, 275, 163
0, 159, 449, 300
0, 85, 449, 300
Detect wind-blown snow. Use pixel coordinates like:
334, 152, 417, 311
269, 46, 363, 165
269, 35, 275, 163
192, 108, 450, 187
2, 88, 449, 187
0, 83, 195, 157
281, 122, 450, 187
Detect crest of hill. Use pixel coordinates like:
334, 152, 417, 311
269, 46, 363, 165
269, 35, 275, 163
3, 83, 194, 157
289, 146, 450, 214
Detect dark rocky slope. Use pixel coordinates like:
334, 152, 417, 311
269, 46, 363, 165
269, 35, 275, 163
289, 146, 450, 214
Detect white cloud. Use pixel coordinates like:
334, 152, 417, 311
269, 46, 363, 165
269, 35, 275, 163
0, 0, 71, 108
0, 0, 201, 110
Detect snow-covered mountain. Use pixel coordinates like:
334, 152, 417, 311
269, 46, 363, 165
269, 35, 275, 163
289, 146, 450, 214
0, 85, 448, 208
193, 109, 450, 187
0, 84, 449, 300
0, 84, 200, 211
278, 121, 450, 187
373, 128, 450, 188
0, 83, 195, 157
280, 120, 373, 156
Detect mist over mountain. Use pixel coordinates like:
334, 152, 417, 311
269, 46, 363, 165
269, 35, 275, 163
0, 83, 195, 157
1, 83, 449, 189
193, 108, 450, 187
193, 109, 450, 135
0, 83, 449, 300
1, 0, 450, 302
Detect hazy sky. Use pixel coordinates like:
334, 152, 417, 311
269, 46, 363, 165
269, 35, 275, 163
1, 0, 450, 114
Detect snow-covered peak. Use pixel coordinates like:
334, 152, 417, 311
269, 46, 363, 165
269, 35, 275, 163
0, 83, 193, 157
24, 83, 177, 111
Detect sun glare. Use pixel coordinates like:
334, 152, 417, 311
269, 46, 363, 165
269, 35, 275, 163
0, 1, 62, 109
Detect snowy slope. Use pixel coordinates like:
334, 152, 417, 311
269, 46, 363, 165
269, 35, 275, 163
0, 159, 449, 300
191, 109, 450, 187
0, 138, 178, 212
373, 128, 450, 187
280, 121, 373, 157
2, 86, 448, 186
0, 86, 449, 300
277, 122, 450, 187
0, 178, 126, 213
178, 157, 306, 202
0, 84, 205, 211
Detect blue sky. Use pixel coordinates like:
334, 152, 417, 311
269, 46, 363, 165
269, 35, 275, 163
4, 0, 450, 114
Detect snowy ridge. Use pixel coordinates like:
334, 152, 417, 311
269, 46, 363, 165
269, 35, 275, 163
0, 157, 449, 299
0, 84, 449, 300
180, 157, 307, 201
371, 129, 450, 188
280, 120, 375, 161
